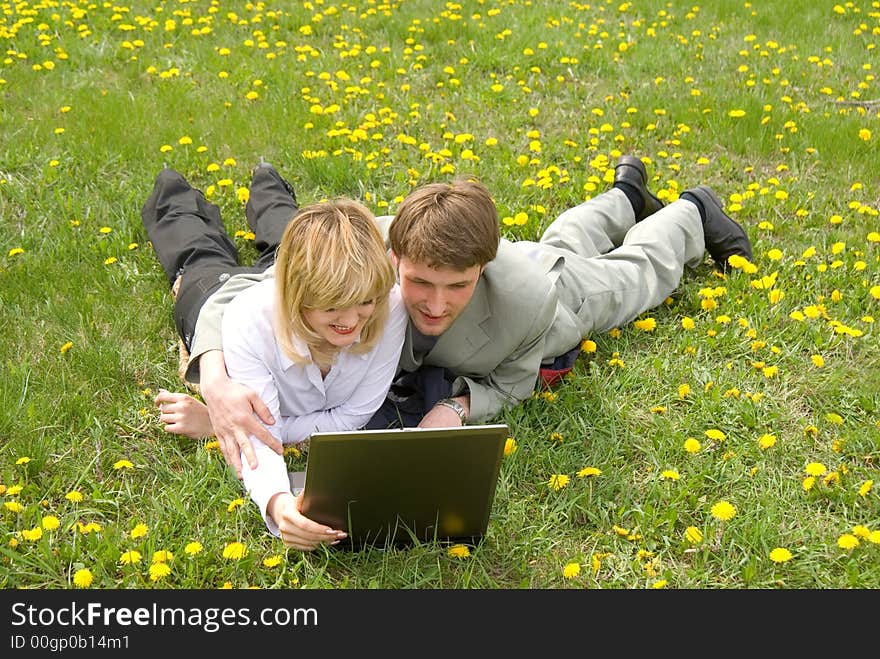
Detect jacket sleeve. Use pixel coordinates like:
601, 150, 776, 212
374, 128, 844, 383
184, 267, 275, 383
452, 291, 559, 423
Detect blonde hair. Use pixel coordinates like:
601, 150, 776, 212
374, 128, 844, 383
273, 199, 395, 367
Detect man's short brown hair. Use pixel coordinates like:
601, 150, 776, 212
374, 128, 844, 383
388, 178, 499, 269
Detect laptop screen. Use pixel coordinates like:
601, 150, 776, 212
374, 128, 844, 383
294, 424, 508, 548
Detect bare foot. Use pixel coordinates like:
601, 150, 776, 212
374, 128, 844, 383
154, 389, 214, 439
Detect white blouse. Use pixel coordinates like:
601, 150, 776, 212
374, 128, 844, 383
222, 278, 407, 535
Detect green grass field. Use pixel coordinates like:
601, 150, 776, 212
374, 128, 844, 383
1, 0, 878, 589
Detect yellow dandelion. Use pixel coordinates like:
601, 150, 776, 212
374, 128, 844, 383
870, 285, 880, 300
581, 339, 597, 353
705, 428, 726, 442
60, 341, 74, 354
805, 462, 827, 476
503, 437, 518, 456
577, 466, 602, 478
65, 491, 84, 502
769, 547, 792, 563
8, 247, 25, 257
227, 498, 245, 512
758, 433, 777, 450
185, 541, 203, 556
651, 580, 668, 589
661, 469, 680, 481
852, 525, 871, 539
222, 542, 248, 560
858, 480, 873, 497
562, 562, 581, 579
710, 500, 736, 521
263, 555, 282, 568
4, 501, 23, 513
681, 316, 695, 330
548, 474, 570, 491
447, 544, 471, 559
152, 550, 173, 563
633, 317, 657, 331
21, 526, 43, 541
119, 550, 142, 565
113, 459, 134, 470
73, 568, 94, 588
683, 438, 701, 453
549, 432, 564, 443
129, 523, 148, 539
837, 534, 859, 550
15, 457, 30, 465
678, 383, 691, 398
810, 354, 825, 367
41, 515, 60, 531
802, 476, 816, 491
684, 526, 703, 544
149, 562, 172, 581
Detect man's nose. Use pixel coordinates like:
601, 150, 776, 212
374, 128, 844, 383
424, 289, 446, 315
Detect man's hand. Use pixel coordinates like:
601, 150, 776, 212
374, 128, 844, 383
418, 395, 470, 428
267, 492, 348, 551
198, 350, 281, 478
154, 390, 214, 439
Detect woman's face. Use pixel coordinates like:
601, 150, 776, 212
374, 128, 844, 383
302, 299, 378, 348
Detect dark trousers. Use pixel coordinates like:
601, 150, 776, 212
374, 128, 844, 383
140, 166, 298, 352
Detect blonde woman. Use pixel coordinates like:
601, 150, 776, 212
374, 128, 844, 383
142, 165, 406, 550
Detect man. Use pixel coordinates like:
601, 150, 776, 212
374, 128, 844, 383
169, 155, 752, 477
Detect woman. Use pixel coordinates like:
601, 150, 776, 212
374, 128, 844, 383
143, 167, 406, 550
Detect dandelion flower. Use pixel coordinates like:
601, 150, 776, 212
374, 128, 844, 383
858, 480, 873, 497
681, 316, 695, 330
73, 568, 93, 588
852, 525, 871, 539
119, 550, 142, 565
581, 339, 597, 353
651, 580, 668, 589
549, 432, 563, 443
802, 476, 816, 491
661, 469, 680, 481
684, 526, 703, 544
60, 341, 73, 354
447, 544, 470, 558
503, 437, 517, 456
837, 534, 859, 550
227, 498, 245, 512
8, 247, 25, 257
263, 555, 282, 568
805, 462, 827, 476
710, 500, 736, 521
705, 429, 726, 442
130, 523, 148, 539
149, 562, 171, 581
15, 456, 30, 465
113, 459, 134, 470
41, 515, 60, 531
222, 542, 248, 560
633, 317, 656, 331
152, 550, 173, 563
769, 547, 793, 563
4, 501, 23, 513
65, 491, 84, 502
758, 434, 777, 450
185, 541, 203, 556
577, 466, 601, 478
683, 438, 701, 453
548, 474, 570, 491
562, 562, 581, 579
21, 527, 42, 541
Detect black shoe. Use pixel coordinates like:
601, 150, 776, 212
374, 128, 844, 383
251, 160, 297, 203
685, 185, 753, 272
614, 155, 664, 222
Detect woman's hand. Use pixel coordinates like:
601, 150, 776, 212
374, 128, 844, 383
268, 492, 348, 551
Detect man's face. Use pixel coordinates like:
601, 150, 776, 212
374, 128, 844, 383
394, 254, 482, 336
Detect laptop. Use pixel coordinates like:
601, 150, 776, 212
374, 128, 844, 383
288, 424, 508, 548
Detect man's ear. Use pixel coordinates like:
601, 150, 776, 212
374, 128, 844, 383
390, 250, 399, 268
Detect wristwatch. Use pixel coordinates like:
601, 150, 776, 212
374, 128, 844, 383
436, 398, 468, 425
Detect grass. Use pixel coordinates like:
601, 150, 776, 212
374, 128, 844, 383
0, 0, 878, 589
